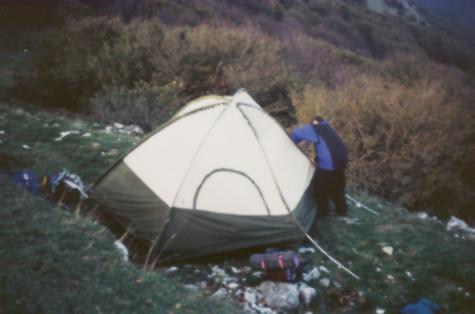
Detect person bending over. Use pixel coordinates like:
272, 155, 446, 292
291, 116, 348, 217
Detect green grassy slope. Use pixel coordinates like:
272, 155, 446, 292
1, 104, 474, 313
312, 195, 475, 313
0, 104, 239, 313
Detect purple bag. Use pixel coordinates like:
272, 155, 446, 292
249, 250, 301, 282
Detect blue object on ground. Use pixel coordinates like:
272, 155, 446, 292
401, 298, 440, 314
10, 171, 40, 194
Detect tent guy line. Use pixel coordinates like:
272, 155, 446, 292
346, 194, 379, 215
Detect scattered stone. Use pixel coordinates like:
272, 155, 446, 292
303, 267, 320, 282
104, 123, 144, 135
387, 275, 395, 281
405, 271, 413, 278
101, 149, 118, 156
91, 142, 101, 150
376, 308, 385, 314
230, 266, 241, 274
114, 122, 125, 129
227, 282, 239, 290
319, 266, 330, 274
299, 283, 317, 305
244, 287, 258, 304
382, 246, 394, 256
165, 266, 178, 274
0, 130, 5, 135
417, 212, 428, 219
22, 144, 30, 149
342, 217, 360, 225
208, 265, 226, 279
319, 278, 330, 288
446, 216, 475, 241
54, 130, 80, 141
184, 284, 199, 292
211, 287, 228, 299
299, 247, 316, 254
257, 281, 300, 311
82, 133, 92, 137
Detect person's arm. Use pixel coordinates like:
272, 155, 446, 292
290, 129, 304, 145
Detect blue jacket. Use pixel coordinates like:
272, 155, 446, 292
291, 121, 347, 171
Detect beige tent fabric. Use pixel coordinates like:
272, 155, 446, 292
123, 90, 313, 216
124, 105, 226, 206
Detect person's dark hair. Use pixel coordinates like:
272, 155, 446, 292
310, 115, 324, 124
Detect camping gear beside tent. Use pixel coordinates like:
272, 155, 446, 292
90, 90, 316, 262
249, 250, 301, 282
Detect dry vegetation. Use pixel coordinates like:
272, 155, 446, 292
6, 0, 475, 221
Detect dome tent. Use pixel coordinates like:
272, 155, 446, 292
91, 90, 316, 262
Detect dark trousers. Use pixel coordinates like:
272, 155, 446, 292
312, 168, 348, 217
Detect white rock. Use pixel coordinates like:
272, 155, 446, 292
244, 288, 258, 304
299, 247, 316, 254
299, 283, 317, 305
257, 281, 300, 311
387, 275, 395, 281
303, 267, 320, 282
165, 266, 178, 273
382, 246, 394, 256
447, 216, 475, 236
104, 126, 113, 133
376, 267, 382, 272
114, 122, 125, 129
405, 271, 413, 278
22, 144, 30, 149
319, 266, 330, 274
227, 282, 239, 290
82, 133, 92, 137
319, 278, 330, 288
230, 266, 241, 274
54, 130, 80, 141
113, 240, 129, 262
342, 217, 359, 225
208, 265, 226, 278
249, 303, 273, 314
0, 130, 5, 135
417, 212, 428, 219
376, 308, 385, 314
184, 284, 199, 291
211, 287, 227, 299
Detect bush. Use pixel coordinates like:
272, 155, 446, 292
91, 81, 184, 131
292, 74, 475, 222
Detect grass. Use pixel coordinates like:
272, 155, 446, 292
311, 193, 475, 313
0, 104, 239, 313
0, 103, 474, 313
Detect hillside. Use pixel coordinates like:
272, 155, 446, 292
1, 1, 475, 312
411, 0, 475, 29
1, 103, 474, 313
